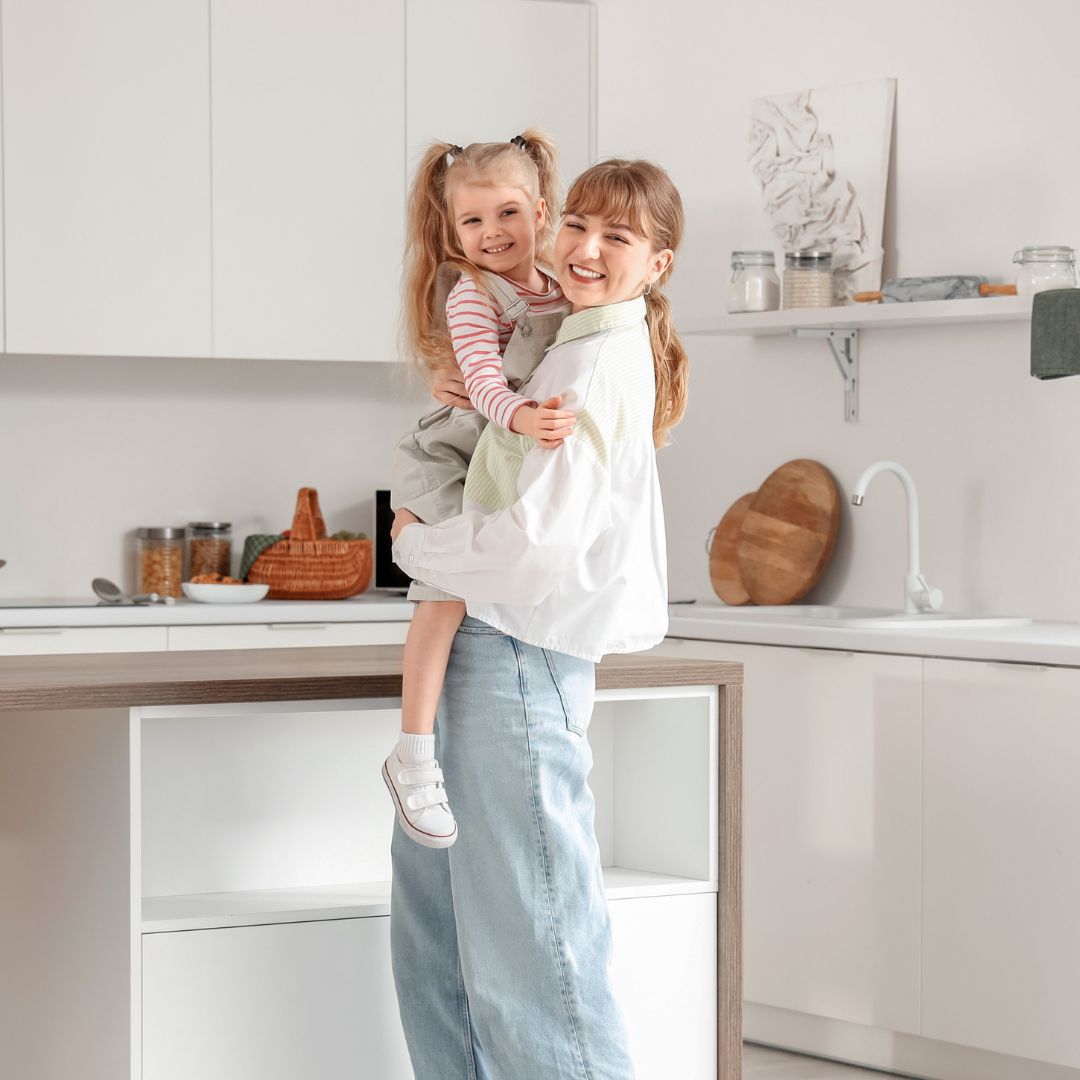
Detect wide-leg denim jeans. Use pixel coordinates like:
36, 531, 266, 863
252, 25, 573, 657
390, 616, 636, 1080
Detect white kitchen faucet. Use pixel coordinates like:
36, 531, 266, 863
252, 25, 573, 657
851, 460, 944, 614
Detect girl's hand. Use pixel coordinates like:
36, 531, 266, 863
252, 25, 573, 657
510, 396, 576, 449
391, 508, 420, 543
431, 369, 474, 410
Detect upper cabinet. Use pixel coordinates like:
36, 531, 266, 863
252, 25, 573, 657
406, 0, 595, 200
2, 0, 212, 357
210, 0, 405, 362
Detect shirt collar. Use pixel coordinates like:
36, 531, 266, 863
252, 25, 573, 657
551, 296, 647, 348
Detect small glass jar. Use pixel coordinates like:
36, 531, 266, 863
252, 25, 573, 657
782, 249, 834, 309
136, 527, 185, 597
186, 522, 233, 580
1012, 246, 1076, 295
728, 251, 781, 313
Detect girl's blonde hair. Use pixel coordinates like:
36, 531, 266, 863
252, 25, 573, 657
563, 159, 689, 449
403, 129, 559, 376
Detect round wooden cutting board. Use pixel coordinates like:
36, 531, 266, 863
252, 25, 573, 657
736, 459, 840, 605
708, 493, 756, 605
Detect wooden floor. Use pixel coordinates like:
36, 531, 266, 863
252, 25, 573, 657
745, 1042, 907, 1078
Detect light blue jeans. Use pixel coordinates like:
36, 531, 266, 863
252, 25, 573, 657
390, 616, 636, 1079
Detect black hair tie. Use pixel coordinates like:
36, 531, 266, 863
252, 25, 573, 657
449, 144, 464, 156
509, 134, 529, 151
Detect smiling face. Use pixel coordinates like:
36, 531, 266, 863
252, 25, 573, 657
448, 178, 546, 286
554, 211, 673, 312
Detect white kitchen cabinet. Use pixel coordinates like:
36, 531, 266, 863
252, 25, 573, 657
210, 0, 404, 362
142, 916, 413, 1080
166, 620, 408, 651
655, 638, 923, 1034
1, 0, 211, 357
922, 658, 1080, 1069
0, 625, 167, 656
406, 0, 595, 195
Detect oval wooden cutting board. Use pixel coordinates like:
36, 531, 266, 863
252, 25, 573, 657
736, 459, 840, 605
708, 493, 756, 605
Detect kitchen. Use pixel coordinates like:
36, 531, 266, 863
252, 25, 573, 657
2, 1, 1079, 1079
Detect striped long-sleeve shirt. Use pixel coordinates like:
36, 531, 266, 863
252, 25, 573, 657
446, 270, 571, 431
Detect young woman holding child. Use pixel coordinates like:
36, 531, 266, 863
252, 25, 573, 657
387, 154, 689, 1080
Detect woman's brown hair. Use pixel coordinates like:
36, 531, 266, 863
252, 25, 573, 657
402, 129, 559, 378
562, 159, 689, 448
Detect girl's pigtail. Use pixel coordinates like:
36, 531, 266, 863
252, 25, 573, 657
518, 128, 560, 265
645, 287, 689, 448
403, 141, 460, 377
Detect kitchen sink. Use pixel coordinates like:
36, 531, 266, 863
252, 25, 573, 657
673, 603, 1032, 629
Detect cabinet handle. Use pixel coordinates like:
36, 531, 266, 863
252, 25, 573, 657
985, 660, 1049, 673
798, 647, 854, 658
267, 623, 329, 631
0, 627, 66, 635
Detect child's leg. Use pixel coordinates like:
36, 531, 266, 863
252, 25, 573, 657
383, 598, 465, 849
401, 599, 467, 734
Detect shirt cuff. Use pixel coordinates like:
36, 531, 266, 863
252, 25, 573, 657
391, 522, 428, 574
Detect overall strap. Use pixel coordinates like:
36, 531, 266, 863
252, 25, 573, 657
477, 270, 530, 322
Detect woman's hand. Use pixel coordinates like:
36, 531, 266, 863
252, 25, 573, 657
430, 369, 474, 410
391, 508, 420, 543
509, 396, 576, 449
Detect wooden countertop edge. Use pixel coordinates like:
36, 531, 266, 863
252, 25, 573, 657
0, 645, 742, 712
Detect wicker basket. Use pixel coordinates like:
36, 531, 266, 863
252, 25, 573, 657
246, 488, 372, 600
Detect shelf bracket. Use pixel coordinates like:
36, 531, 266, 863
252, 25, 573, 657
793, 327, 859, 423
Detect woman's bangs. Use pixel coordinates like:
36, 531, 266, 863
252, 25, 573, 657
563, 170, 648, 236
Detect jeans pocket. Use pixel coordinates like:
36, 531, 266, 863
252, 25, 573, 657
543, 649, 594, 736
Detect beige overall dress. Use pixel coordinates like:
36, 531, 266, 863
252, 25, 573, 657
391, 268, 567, 602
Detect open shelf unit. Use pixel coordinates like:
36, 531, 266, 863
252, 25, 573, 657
677, 295, 1034, 423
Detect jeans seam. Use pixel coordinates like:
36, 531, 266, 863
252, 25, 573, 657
512, 637, 592, 1080
543, 648, 584, 736
456, 960, 479, 1080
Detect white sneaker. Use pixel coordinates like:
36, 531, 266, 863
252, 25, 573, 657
382, 750, 458, 848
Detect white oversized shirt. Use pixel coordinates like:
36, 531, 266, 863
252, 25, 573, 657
392, 296, 668, 662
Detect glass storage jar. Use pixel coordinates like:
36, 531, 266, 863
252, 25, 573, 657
186, 522, 233, 580
135, 527, 185, 598
1012, 246, 1076, 295
782, 249, 834, 309
728, 251, 781, 313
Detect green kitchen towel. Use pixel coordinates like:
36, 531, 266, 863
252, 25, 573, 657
1031, 288, 1080, 379
240, 533, 285, 581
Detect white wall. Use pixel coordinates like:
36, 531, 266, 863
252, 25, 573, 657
597, 0, 1080, 620
0, 354, 429, 597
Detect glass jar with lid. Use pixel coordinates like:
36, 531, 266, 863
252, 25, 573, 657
186, 522, 233, 580
1012, 246, 1076, 295
783, 249, 834, 309
135, 527, 185, 597
728, 251, 781, 313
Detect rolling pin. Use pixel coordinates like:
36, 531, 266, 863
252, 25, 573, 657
854, 276, 1018, 303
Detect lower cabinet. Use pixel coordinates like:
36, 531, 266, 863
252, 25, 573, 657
921, 658, 1080, 1069
0, 625, 168, 655
141, 892, 717, 1080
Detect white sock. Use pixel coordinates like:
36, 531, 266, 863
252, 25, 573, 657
397, 730, 435, 763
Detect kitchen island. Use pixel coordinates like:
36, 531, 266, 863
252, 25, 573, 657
0, 645, 743, 1080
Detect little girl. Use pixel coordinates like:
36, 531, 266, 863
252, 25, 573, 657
384, 130, 573, 848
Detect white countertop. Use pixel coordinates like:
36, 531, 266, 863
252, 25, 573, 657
667, 601, 1080, 668
0, 593, 414, 628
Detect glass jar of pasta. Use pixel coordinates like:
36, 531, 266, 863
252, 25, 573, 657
135, 527, 185, 598
186, 522, 233, 580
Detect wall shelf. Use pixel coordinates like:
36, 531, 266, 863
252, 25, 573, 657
678, 294, 1033, 336
678, 295, 1033, 423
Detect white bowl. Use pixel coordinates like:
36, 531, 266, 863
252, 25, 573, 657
182, 582, 270, 604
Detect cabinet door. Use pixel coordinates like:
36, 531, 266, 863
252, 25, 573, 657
2, 0, 211, 356
142, 917, 412, 1080
211, 0, 404, 361
407, 0, 595, 192
167, 621, 409, 651
655, 638, 922, 1033
0, 625, 167, 656
922, 659, 1080, 1068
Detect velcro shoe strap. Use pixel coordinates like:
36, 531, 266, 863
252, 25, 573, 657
406, 787, 449, 811
401, 767, 444, 786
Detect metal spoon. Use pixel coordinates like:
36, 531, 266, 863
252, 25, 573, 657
92, 577, 175, 605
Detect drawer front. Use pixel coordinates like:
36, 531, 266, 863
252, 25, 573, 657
0, 625, 168, 655
167, 621, 409, 651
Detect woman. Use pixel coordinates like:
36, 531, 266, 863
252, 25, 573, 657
388, 159, 688, 1080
